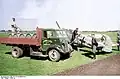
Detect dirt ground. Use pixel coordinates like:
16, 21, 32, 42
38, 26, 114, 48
55, 55, 120, 75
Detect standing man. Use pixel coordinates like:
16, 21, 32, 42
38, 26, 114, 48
11, 18, 21, 34
71, 28, 79, 42
91, 34, 98, 59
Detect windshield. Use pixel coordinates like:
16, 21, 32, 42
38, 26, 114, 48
46, 30, 67, 38
56, 30, 67, 38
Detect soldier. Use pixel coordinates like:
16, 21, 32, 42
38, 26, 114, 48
71, 28, 79, 42
11, 18, 21, 34
91, 34, 98, 59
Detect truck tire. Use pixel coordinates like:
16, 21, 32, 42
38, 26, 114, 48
26, 34, 31, 38
19, 34, 25, 38
8, 34, 12, 38
48, 49, 60, 62
12, 47, 23, 58
13, 34, 18, 38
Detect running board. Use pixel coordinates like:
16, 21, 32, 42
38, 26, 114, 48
30, 47, 48, 57
30, 52, 48, 57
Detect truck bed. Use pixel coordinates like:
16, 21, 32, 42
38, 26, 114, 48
0, 37, 40, 46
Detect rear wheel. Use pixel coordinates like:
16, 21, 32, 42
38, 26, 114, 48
12, 47, 23, 58
48, 49, 60, 62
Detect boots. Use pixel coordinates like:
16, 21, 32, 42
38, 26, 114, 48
93, 54, 96, 59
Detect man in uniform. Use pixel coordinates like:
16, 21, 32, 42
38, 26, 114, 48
91, 34, 98, 59
11, 18, 21, 34
71, 28, 79, 42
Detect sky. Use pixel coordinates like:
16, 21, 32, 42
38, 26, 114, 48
0, 0, 120, 31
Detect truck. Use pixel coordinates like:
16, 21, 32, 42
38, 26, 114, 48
0, 27, 73, 62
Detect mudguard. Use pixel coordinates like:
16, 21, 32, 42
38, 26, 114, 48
46, 44, 73, 54
46, 45, 64, 54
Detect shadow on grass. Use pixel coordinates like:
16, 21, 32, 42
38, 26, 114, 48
112, 48, 119, 51
80, 49, 112, 59
60, 54, 71, 61
30, 56, 48, 61
5, 51, 69, 62
96, 51, 112, 55
81, 52, 94, 59
79, 49, 92, 53
5, 51, 48, 61
78, 49, 94, 59
5, 52, 11, 54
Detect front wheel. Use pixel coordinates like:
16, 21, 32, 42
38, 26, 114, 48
48, 49, 60, 62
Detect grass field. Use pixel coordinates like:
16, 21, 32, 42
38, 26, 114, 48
0, 32, 119, 75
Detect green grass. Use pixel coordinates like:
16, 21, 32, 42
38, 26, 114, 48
0, 32, 120, 75
0, 44, 92, 75
0, 32, 9, 37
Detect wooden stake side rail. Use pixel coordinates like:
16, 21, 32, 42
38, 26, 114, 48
0, 37, 40, 46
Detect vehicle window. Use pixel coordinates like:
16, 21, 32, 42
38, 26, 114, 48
43, 31, 47, 38
44, 30, 67, 38
47, 31, 57, 38
56, 31, 67, 38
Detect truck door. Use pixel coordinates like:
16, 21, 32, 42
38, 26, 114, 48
42, 31, 53, 51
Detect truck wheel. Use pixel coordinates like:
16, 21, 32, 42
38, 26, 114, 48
19, 34, 25, 38
8, 34, 12, 38
12, 47, 23, 58
13, 34, 18, 38
48, 49, 60, 62
26, 34, 31, 38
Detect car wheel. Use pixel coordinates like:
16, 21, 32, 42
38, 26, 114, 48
48, 49, 60, 62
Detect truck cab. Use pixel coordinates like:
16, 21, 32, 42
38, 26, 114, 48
39, 28, 73, 61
